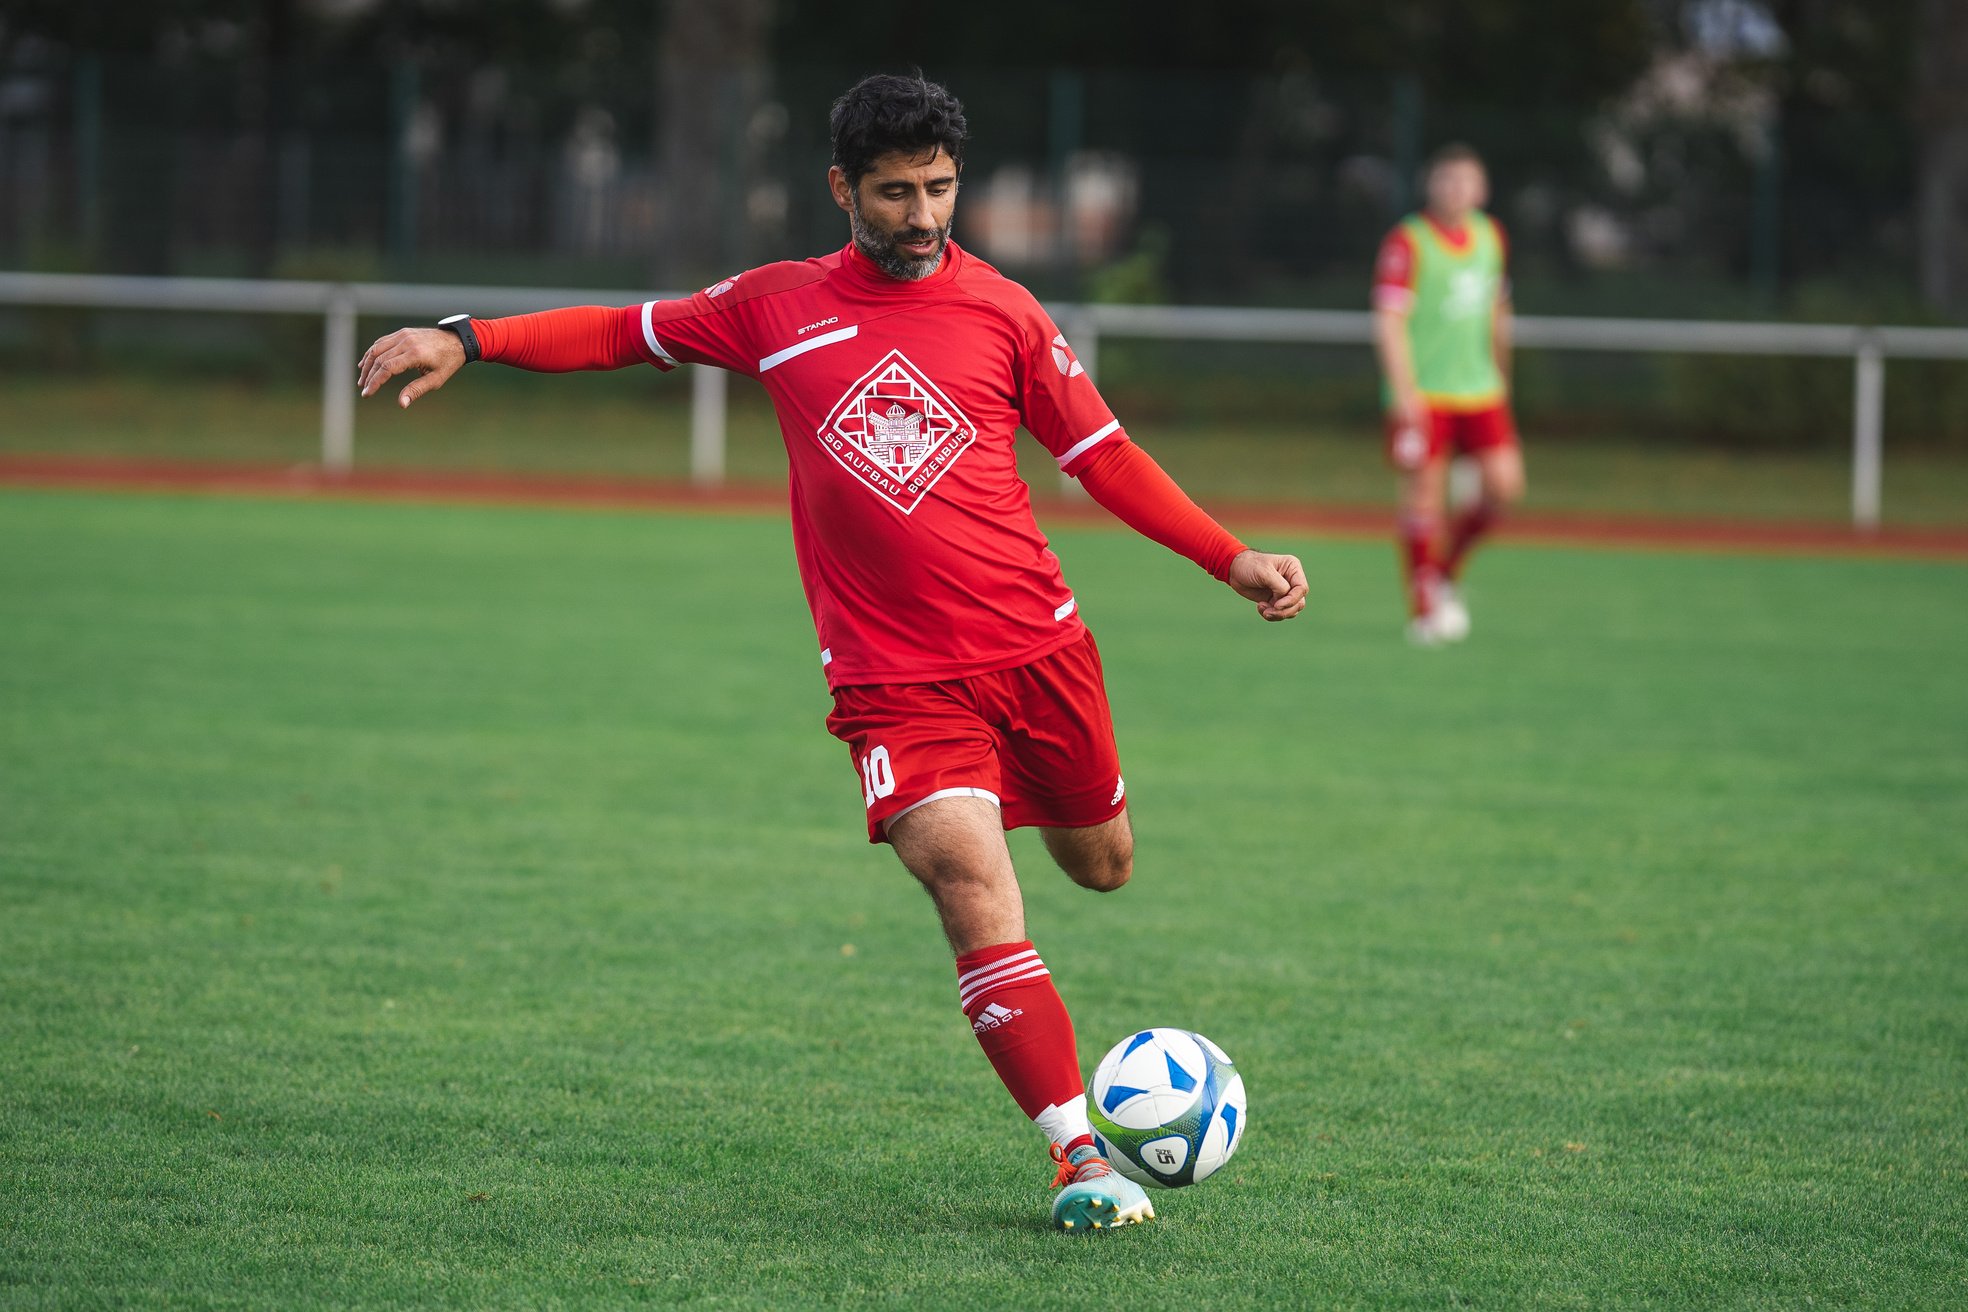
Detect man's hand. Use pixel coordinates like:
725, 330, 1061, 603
1387, 387, 1431, 472
1227, 549, 1308, 622
1389, 386, 1426, 431
357, 328, 467, 408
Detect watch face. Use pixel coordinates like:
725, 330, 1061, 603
440, 314, 469, 325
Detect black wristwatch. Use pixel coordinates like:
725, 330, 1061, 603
438, 314, 481, 364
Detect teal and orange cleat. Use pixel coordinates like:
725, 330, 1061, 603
1050, 1143, 1154, 1231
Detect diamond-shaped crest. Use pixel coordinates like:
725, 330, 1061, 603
815, 350, 978, 514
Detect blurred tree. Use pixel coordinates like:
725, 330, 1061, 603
772, 0, 1653, 108
772, 0, 1656, 296
0, 0, 1935, 307
1913, 0, 1968, 314
1, 0, 671, 272
1757, 0, 1916, 308
654, 0, 774, 287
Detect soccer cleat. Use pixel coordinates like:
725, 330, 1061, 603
1050, 1143, 1154, 1231
1408, 577, 1469, 647
1406, 612, 1448, 647
1431, 581, 1471, 642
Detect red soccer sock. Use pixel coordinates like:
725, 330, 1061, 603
955, 941, 1095, 1153
1444, 499, 1500, 580
1399, 513, 1442, 617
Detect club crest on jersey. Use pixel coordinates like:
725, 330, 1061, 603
816, 350, 978, 514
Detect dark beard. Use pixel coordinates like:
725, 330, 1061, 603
850, 202, 951, 281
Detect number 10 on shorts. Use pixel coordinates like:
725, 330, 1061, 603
861, 745, 895, 807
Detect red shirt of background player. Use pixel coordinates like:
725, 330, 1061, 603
475, 240, 1247, 688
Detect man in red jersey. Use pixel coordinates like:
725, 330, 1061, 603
357, 74, 1305, 1232
1373, 144, 1525, 645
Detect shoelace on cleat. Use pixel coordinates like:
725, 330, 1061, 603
1049, 1143, 1116, 1189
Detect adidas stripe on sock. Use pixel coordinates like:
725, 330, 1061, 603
954, 940, 1095, 1152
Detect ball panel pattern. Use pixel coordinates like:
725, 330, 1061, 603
1087, 1028, 1246, 1189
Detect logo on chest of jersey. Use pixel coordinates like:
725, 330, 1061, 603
1442, 268, 1494, 318
816, 349, 978, 514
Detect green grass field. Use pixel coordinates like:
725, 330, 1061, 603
2, 489, 1964, 1310
8, 371, 1968, 527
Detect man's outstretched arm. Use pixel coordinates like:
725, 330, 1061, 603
357, 305, 650, 408
1076, 440, 1307, 623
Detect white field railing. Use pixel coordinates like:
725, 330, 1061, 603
5, 271, 1967, 527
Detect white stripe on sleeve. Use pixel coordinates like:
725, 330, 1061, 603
640, 300, 679, 366
1055, 419, 1122, 469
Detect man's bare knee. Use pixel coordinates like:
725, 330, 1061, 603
1401, 490, 1446, 521
1044, 817, 1134, 892
1399, 461, 1449, 520
909, 852, 1007, 901
1073, 850, 1133, 892
1482, 451, 1526, 505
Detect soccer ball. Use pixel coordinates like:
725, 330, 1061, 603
1088, 1028, 1247, 1188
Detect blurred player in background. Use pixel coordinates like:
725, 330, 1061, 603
1372, 144, 1525, 646
357, 73, 1305, 1233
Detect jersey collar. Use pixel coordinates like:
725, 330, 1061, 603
840, 237, 966, 291
1422, 211, 1475, 252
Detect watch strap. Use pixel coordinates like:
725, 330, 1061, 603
438, 314, 481, 364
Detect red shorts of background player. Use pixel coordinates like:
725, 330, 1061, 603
1386, 402, 1519, 470
825, 631, 1128, 844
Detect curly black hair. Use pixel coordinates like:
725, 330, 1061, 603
829, 73, 968, 187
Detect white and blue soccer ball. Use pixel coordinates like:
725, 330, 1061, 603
1088, 1028, 1247, 1188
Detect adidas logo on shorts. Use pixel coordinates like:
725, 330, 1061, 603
972, 1001, 1023, 1034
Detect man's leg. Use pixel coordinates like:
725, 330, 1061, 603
1444, 442, 1523, 580
887, 795, 1151, 1228
1398, 456, 1449, 625
1041, 811, 1133, 893
888, 794, 1026, 953
886, 795, 1094, 1150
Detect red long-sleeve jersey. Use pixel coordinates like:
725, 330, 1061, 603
472, 241, 1245, 688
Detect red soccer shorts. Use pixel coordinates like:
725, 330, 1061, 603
1386, 402, 1519, 470
825, 631, 1128, 844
